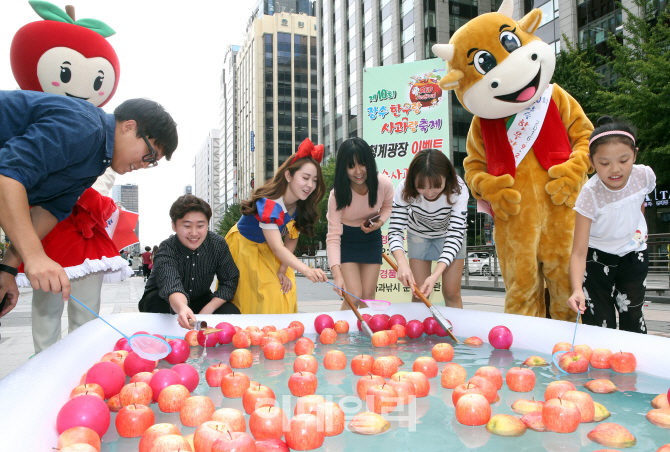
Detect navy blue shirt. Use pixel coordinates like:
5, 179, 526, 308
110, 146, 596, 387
0, 90, 115, 221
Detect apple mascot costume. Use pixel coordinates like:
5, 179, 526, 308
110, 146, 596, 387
432, 0, 593, 321
10, 1, 133, 353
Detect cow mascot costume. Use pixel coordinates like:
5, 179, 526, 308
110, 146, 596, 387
10, 1, 133, 353
432, 0, 593, 321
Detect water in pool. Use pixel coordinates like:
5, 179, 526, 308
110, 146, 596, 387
102, 332, 670, 451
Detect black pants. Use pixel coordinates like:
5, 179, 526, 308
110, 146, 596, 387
138, 289, 240, 315
142, 264, 151, 277
581, 247, 648, 333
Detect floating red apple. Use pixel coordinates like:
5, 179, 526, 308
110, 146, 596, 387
57, 394, 111, 438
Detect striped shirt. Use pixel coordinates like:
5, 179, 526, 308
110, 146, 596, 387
143, 231, 239, 304
388, 177, 469, 266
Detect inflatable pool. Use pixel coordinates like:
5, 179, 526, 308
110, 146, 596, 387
0, 303, 669, 450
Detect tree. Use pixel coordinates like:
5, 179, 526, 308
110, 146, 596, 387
215, 203, 242, 237
295, 156, 336, 256
604, 0, 670, 181
551, 37, 609, 123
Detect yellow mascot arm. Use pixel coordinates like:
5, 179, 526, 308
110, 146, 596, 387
545, 84, 594, 207
464, 116, 521, 221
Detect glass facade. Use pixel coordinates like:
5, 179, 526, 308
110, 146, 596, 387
277, 32, 293, 172
265, 34, 275, 179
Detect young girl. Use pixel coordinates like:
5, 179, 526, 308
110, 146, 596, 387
225, 138, 328, 314
326, 138, 394, 309
388, 149, 468, 307
568, 116, 656, 333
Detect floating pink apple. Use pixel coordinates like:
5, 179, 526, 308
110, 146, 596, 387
85, 361, 125, 399
197, 330, 219, 347
389, 314, 407, 327
488, 325, 513, 350
113, 337, 132, 353
406, 320, 425, 339
216, 322, 236, 344
314, 314, 335, 334
423, 317, 439, 336
57, 394, 110, 437
149, 369, 181, 402
357, 314, 372, 331
172, 363, 199, 392
368, 314, 390, 333
165, 338, 189, 365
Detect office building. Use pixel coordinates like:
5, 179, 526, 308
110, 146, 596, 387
235, 11, 318, 201
194, 130, 221, 231
219, 45, 240, 213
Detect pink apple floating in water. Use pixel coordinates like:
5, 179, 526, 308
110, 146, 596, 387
57, 394, 110, 437
314, 314, 334, 334
114, 338, 132, 353
165, 338, 190, 365
423, 317, 439, 336
406, 320, 425, 339
150, 369, 182, 402
216, 322, 236, 345
357, 314, 372, 331
198, 330, 219, 347
488, 325, 513, 350
389, 314, 407, 327
172, 363, 200, 392
368, 314, 390, 333
85, 361, 125, 399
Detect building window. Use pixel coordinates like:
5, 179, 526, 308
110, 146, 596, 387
402, 23, 415, 44
402, 9, 414, 29
401, 0, 414, 16
381, 16, 392, 34
382, 41, 393, 61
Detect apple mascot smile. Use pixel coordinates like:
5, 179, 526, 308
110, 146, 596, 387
432, 0, 594, 321
10, 0, 120, 107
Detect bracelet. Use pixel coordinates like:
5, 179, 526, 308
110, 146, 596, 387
0, 264, 18, 277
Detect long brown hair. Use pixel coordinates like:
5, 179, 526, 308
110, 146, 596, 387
241, 156, 326, 237
402, 149, 461, 204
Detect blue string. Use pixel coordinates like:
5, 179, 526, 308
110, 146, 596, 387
570, 311, 580, 352
70, 295, 130, 341
325, 281, 364, 303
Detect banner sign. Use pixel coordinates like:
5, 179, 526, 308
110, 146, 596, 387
363, 59, 450, 303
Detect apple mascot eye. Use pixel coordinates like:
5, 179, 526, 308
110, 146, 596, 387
93, 75, 104, 91
60, 65, 71, 83
10, 1, 120, 107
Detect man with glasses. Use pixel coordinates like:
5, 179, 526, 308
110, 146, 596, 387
0, 90, 178, 318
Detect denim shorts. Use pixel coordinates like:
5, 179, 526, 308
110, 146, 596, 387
407, 232, 466, 262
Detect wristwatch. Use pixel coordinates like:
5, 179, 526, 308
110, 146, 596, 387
0, 264, 18, 277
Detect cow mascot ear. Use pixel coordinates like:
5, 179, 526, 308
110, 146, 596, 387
10, 0, 120, 107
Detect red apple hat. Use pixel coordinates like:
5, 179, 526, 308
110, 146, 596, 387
10, 0, 120, 107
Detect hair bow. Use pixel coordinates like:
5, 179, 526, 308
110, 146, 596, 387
291, 138, 324, 165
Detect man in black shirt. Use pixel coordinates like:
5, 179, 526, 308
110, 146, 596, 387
139, 195, 240, 328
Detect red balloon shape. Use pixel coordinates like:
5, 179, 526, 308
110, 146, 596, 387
172, 363, 200, 392
357, 313, 372, 332
165, 338, 190, 365
406, 320, 425, 339
85, 361, 125, 399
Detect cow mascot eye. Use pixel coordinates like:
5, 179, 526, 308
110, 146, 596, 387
471, 50, 497, 75
500, 30, 521, 53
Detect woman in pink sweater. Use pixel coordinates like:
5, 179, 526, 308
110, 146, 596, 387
326, 138, 394, 310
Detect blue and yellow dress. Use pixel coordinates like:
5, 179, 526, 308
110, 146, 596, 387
225, 197, 299, 314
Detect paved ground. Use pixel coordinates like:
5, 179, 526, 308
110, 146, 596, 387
1, 276, 668, 380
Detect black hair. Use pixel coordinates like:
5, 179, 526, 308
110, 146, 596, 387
589, 116, 637, 157
169, 195, 212, 223
144, 246, 151, 251
114, 98, 178, 160
333, 137, 379, 210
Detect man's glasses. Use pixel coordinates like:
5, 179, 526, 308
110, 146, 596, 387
137, 126, 159, 168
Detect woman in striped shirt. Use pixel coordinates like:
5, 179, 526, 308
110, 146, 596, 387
388, 149, 468, 308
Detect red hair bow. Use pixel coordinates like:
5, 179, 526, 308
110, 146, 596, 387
291, 138, 324, 165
